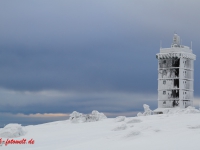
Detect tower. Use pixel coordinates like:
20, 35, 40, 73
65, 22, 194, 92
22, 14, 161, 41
154, 34, 196, 114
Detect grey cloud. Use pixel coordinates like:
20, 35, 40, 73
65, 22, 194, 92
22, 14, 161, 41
0, 89, 157, 115
0, 0, 200, 94
0, 0, 200, 126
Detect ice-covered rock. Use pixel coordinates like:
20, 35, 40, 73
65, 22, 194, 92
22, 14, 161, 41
137, 104, 152, 116
115, 116, 126, 122
91, 110, 107, 120
69, 111, 83, 123
137, 112, 143, 117
0, 124, 26, 138
69, 110, 107, 123
143, 104, 152, 115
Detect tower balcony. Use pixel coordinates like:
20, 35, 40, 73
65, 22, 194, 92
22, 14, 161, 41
158, 68, 179, 79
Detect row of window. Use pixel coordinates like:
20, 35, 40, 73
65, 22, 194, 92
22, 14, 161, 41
163, 80, 187, 84
163, 91, 187, 95
163, 60, 187, 64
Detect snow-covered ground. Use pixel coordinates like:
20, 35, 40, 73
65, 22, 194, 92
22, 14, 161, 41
1, 108, 200, 150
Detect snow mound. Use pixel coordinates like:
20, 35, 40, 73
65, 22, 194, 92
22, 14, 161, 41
125, 131, 140, 137
137, 104, 152, 116
69, 110, 107, 123
0, 124, 26, 138
165, 106, 200, 114
188, 125, 200, 129
112, 124, 127, 131
115, 116, 126, 122
126, 118, 142, 124
153, 128, 160, 132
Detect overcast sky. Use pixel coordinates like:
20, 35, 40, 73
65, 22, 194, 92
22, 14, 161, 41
0, 0, 200, 127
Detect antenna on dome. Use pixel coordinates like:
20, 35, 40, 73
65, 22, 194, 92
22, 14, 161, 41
172, 33, 180, 47
191, 41, 192, 50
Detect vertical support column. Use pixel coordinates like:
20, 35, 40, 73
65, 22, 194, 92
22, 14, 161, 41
179, 57, 184, 108
191, 60, 194, 106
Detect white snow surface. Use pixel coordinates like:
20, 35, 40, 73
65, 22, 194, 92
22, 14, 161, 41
0, 124, 26, 138
112, 123, 127, 131
1, 108, 200, 149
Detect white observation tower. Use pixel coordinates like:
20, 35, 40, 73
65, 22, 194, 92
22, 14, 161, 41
154, 34, 196, 114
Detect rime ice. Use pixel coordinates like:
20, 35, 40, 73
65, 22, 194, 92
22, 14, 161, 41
69, 110, 107, 123
137, 104, 152, 116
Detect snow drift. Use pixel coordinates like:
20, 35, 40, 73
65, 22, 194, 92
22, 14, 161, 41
126, 118, 142, 123
115, 116, 126, 122
138, 104, 200, 116
112, 123, 127, 131
164, 106, 200, 114
0, 124, 26, 138
69, 110, 107, 123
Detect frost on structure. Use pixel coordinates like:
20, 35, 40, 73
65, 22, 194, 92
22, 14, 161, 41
137, 104, 152, 116
69, 110, 107, 123
69, 111, 83, 123
0, 124, 26, 138
155, 34, 196, 114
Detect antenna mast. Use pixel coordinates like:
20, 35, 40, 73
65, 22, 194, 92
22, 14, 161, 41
160, 40, 162, 48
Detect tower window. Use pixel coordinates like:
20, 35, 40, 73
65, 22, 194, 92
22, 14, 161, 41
163, 80, 166, 84
163, 60, 166, 63
163, 70, 167, 75
163, 101, 166, 104
163, 91, 166, 95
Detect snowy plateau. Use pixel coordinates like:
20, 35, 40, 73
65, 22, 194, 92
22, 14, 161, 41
1, 107, 200, 150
